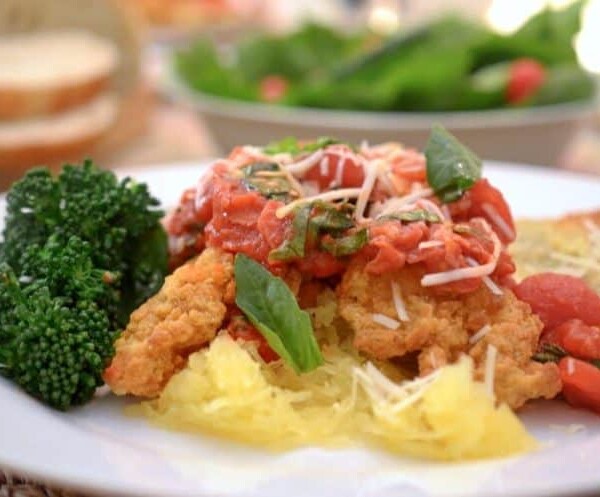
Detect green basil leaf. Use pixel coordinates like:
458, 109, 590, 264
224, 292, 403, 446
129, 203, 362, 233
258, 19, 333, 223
425, 124, 482, 203
241, 162, 292, 201
234, 254, 323, 373
263, 136, 343, 156
321, 229, 368, 257
309, 201, 355, 233
269, 204, 311, 262
378, 209, 442, 224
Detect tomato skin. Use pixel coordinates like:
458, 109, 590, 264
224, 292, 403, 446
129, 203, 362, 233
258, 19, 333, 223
544, 319, 600, 361
559, 357, 600, 414
514, 273, 600, 330
296, 250, 346, 278
304, 146, 365, 190
228, 318, 279, 363
506, 58, 546, 104
259, 75, 289, 102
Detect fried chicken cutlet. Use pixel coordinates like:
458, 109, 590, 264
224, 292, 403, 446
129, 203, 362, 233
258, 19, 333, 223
104, 247, 235, 397
337, 261, 561, 409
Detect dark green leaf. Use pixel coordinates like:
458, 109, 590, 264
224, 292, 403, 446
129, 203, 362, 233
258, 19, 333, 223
532, 343, 567, 363
320, 229, 368, 257
425, 124, 482, 203
309, 201, 355, 233
263, 136, 342, 156
379, 210, 442, 224
241, 162, 292, 200
269, 204, 311, 262
234, 254, 323, 373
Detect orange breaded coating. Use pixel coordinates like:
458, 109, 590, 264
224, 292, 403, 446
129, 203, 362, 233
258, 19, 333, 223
104, 247, 234, 397
337, 261, 561, 409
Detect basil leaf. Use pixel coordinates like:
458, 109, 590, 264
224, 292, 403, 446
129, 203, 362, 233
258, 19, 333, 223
242, 162, 292, 201
425, 124, 482, 203
263, 136, 342, 155
234, 254, 323, 373
379, 209, 442, 224
269, 204, 311, 262
321, 229, 368, 257
309, 201, 355, 233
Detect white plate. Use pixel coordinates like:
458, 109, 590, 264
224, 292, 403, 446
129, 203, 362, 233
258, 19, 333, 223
2, 161, 600, 497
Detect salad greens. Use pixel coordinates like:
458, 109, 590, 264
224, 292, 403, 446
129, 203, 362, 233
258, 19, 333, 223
425, 124, 482, 203
234, 254, 323, 373
263, 136, 343, 156
176, 2, 595, 112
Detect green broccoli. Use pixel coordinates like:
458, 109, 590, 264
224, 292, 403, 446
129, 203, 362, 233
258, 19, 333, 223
0, 161, 168, 410
0, 264, 117, 410
1, 160, 167, 325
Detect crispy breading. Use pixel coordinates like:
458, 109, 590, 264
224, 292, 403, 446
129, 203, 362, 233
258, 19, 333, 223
512, 209, 600, 292
104, 247, 234, 397
337, 260, 561, 409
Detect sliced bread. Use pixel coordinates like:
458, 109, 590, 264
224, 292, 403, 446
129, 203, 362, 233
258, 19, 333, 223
0, 30, 119, 120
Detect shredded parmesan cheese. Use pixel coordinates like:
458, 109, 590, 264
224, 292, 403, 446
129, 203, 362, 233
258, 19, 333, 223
319, 156, 330, 176
390, 282, 409, 322
275, 188, 362, 218
421, 230, 501, 287
484, 344, 498, 398
469, 324, 491, 345
465, 257, 504, 296
567, 358, 575, 375
354, 160, 382, 221
378, 188, 434, 218
419, 240, 444, 249
285, 150, 325, 176
371, 313, 401, 330
481, 203, 515, 241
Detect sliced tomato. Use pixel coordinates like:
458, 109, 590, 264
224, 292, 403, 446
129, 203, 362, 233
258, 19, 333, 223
304, 146, 365, 190
543, 319, 600, 361
296, 250, 346, 278
506, 58, 546, 105
559, 357, 600, 415
514, 273, 600, 330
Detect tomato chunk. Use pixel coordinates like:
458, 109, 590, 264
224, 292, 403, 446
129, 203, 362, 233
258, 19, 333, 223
514, 273, 600, 330
543, 319, 600, 361
304, 146, 365, 190
227, 317, 279, 363
559, 357, 600, 415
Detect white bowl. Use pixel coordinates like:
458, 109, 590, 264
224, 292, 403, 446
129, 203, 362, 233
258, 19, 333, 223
159, 63, 598, 166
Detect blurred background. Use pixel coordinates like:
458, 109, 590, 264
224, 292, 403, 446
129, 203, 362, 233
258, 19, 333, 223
0, 0, 599, 190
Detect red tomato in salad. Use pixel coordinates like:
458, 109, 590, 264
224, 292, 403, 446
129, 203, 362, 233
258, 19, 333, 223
543, 319, 600, 361
506, 58, 546, 105
259, 75, 289, 102
514, 273, 600, 330
559, 357, 600, 415
304, 147, 365, 190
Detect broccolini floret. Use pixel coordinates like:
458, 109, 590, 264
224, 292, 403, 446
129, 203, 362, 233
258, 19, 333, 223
0, 161, 168, 410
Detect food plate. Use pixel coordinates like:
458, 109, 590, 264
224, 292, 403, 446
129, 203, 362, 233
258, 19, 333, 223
2, 161, 600, 497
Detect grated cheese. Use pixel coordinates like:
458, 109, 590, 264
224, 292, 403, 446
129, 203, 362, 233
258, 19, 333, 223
319, 156, 330, 177
484, 344, 498, 399
567, 358, 575, 375
275, 188, 362, 218
391, 282, 409, 322
465, 257, 503, 296
469, 324, 491, 345
481, 203, 515, 241
354, 160, 382, 221
285, 149, 325, 175
377, 188, 434, 218
419, 240, 444, 249
421, 230, 501, 287
371, 313, 401, 330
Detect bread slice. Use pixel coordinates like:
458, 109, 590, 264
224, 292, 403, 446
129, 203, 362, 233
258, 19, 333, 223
0, 94, 118, 188
0, 30, 119, 120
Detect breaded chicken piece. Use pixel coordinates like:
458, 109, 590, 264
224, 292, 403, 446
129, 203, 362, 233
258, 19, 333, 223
104, 247, 235, 397
512, 209, 600, 292
337, 261, 561, 409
